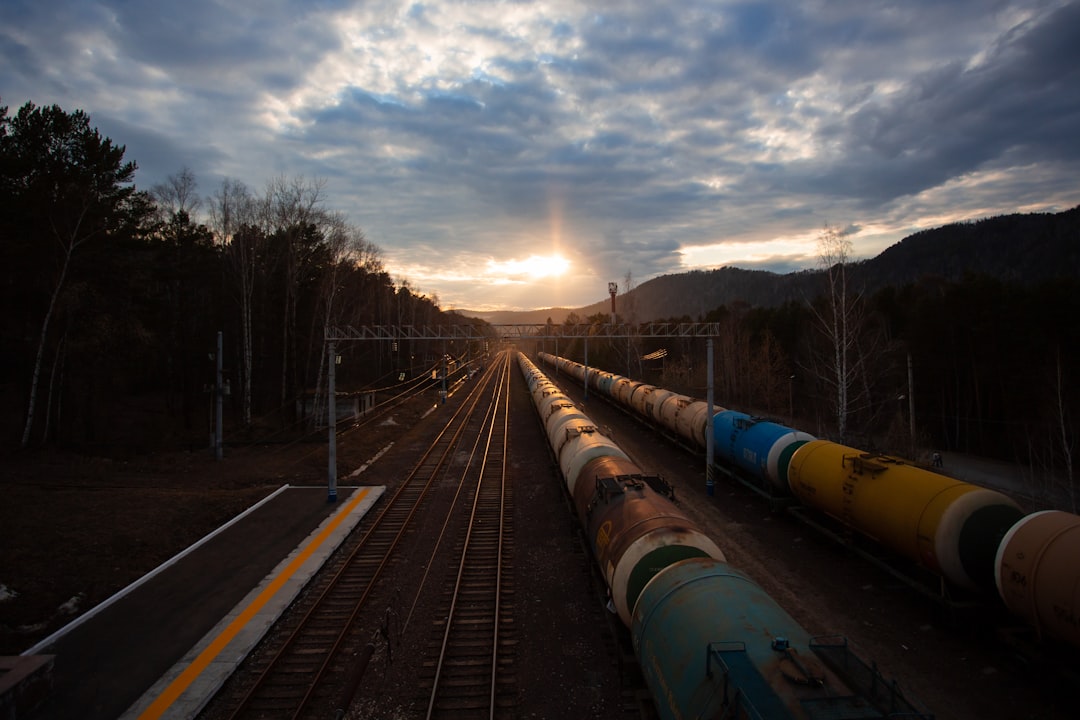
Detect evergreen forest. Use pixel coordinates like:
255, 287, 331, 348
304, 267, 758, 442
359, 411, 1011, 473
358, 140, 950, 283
1, 101, 484, 453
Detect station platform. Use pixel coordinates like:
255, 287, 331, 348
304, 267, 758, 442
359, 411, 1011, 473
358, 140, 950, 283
14, 482, 385, 720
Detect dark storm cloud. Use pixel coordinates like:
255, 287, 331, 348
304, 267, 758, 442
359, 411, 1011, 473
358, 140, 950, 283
794, 1, 1080, 204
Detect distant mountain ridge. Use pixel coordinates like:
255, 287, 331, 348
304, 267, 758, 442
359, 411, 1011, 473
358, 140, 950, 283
460, 205, 1080, 325
462, 307, 582, 325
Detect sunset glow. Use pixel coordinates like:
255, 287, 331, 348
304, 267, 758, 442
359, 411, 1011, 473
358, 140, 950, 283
486, 254, 570, 281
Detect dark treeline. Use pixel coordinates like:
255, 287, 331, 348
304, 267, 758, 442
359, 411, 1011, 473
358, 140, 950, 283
1, 100, 478, 452
548, 237, 1079, 506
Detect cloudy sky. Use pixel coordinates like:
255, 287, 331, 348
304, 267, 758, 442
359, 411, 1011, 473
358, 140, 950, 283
3, 1, 1078, 312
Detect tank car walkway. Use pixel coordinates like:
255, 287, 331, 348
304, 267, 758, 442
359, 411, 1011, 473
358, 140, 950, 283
15, 483, 384, 720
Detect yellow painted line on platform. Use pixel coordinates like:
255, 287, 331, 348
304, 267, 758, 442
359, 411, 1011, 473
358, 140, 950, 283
137, 487, 373, 720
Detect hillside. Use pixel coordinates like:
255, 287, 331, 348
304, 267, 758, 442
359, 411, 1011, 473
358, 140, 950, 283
461, 205, 1080, 324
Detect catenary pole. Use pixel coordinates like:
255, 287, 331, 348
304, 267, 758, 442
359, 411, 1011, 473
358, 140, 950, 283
706, 337, 714, 496
328, 340, 338, 502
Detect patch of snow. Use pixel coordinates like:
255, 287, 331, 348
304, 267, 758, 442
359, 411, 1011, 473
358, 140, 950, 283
0, 583, 18, 602
58, 592, 85, 616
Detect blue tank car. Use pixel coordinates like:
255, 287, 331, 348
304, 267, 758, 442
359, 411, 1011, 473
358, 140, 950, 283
713, 411, 815, 495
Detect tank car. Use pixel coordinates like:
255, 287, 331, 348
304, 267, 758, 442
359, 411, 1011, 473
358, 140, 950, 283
559, 355, 585, 383
633, 557, 931, 720
638, 386, 676, 425
594, 370, 616, 396
569, 454, 724, 625
995, 510, 1080, 650
539, 352, 723, 450
655, 392, 691, 437
713, 410, 815, 495
787, 439, 1024, 591
612, 376, 646, 406
536, 351, 1080, 656
522, 353, 930, 719
521, 354, 724, 624
674, 398, 724, 449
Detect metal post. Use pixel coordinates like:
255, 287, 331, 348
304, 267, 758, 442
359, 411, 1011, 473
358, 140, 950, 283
328, 340, 338, 502
215, 331, 224, 460
583, 336, 589, 403
789, 374, 795, 426
609, 281, 618, 326
706, 337, 714, 496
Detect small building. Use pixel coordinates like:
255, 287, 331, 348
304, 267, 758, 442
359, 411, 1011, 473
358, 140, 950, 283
297, 391, 375, 428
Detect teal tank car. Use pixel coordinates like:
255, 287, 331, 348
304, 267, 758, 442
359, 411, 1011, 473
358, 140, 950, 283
632, 557, 931, 720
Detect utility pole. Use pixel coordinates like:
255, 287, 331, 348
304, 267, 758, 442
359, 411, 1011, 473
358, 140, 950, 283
609, 282, 618, 325
328, 340, 338, 502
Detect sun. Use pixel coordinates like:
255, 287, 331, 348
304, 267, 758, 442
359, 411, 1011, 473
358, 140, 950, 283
531, 253, 570, 279
486, 253, 570, 281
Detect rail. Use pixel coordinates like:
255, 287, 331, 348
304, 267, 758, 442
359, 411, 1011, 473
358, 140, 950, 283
424, 354, 516, 718
204, 356, 510, 719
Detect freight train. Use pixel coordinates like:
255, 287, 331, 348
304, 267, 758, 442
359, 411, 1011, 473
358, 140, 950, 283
518, 352, 933, 720
536, 351, 1080, 653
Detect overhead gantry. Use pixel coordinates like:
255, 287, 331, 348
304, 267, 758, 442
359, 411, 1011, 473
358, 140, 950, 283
322, 323, 722, 501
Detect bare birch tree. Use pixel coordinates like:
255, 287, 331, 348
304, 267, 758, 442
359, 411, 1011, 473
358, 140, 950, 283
263, 175, 326, 414
307, 214, 376, 427
1053, 349, 1077, 512
749, 330, 789, 417
209, 178, 257, 426
150, 166, 201, 219
807, 223, 866, 443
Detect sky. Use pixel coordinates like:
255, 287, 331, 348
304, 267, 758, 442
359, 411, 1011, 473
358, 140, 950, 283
2, 1, 1079, 312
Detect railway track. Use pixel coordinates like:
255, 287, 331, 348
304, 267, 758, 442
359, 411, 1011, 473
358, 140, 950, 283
421, 354, 516, 718
199, 353, 514, 720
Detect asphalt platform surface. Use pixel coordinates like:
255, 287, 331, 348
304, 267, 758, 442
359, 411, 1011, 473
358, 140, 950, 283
20, 483, 384, 720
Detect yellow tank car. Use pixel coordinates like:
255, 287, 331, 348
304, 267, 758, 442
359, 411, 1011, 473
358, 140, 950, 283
788, 440, 1023, 591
